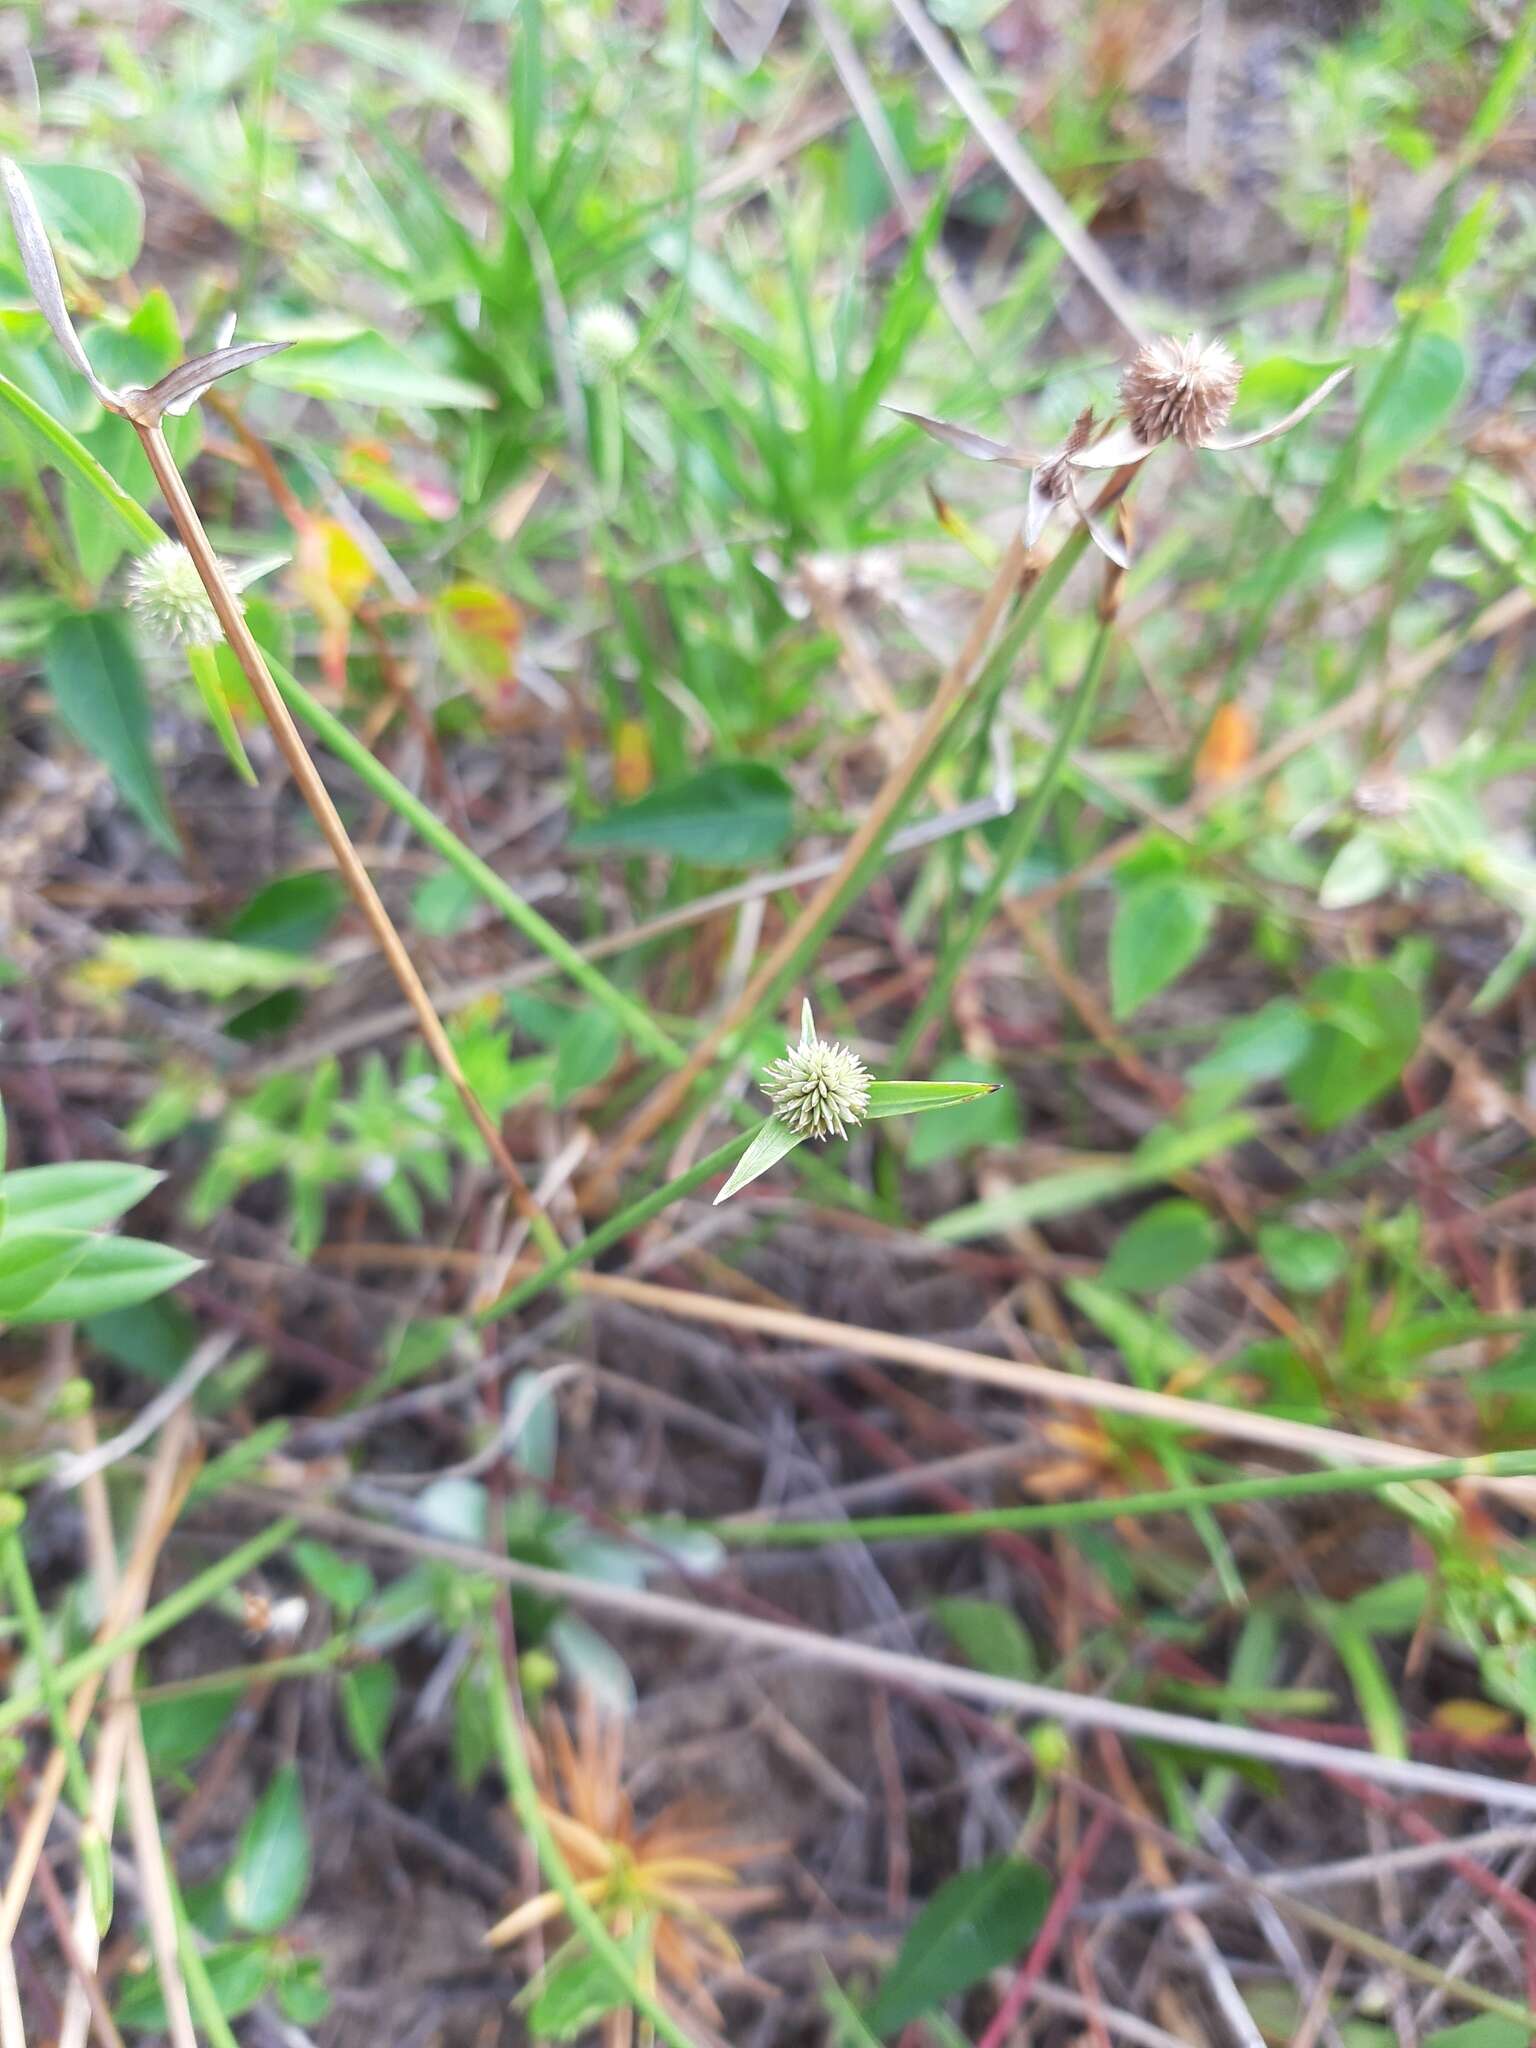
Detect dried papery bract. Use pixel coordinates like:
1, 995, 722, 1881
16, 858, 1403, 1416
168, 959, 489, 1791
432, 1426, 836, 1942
1, 158, 288, 426
891, 334, 1353, 557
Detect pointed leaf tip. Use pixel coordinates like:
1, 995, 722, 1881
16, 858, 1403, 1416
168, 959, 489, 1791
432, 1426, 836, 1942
714, 1118, 806, 1204
143, 339, 292, 420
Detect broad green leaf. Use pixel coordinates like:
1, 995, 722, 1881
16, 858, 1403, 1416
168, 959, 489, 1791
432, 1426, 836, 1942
225, 1764, 312, 1935
411, 866, 482, 937
116, 1940, 273, 2032
0, 1230, 91, 1321
140, 1686, 241, 1769
527, 1934, 648, 2040
570, 762, 794, 864
713, 1118, 806, 1204
0, 372, 162, 545
1288, 964, 1420, 1130
253, 332, 494, 410
0, 1161, 161, 1233
1357, 333, 1464, 493
1103, 1199, 1220, 1293
863, 1079, 1002, 1120
1109, 876, 1216, 1019
275, 1955, 330, 2026
15, 1237, 200, 1324
44, 612, 176, 852
1187, 1001, 1311, 1088
863, 1857, 1051, 2037
290, 1539, 374, 1618
85, 1294, 198, 1384
96, 933, 331, 998
932, 1597, 1037, 1680
226, 873, 346, 954
339, 1664, 398, 1772
1425, 2021, 1530, 2048
904, 1059, 1020, 1165
14, 162, 143, 277
553, 1007, 622, 1106
1257, 1223, 1348, 1295
1319, 834, 1393, 910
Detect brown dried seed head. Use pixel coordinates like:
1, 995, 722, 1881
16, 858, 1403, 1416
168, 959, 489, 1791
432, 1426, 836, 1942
1119, 334, 1241, 446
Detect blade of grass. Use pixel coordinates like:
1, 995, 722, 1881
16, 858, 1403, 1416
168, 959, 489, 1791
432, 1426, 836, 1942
700, 1447, 1536, 1546
894, 611, 1117, 1068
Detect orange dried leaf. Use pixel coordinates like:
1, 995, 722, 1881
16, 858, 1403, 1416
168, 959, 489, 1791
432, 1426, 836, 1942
613, 719, 653, 799
1194, 703, 1256, 786
1431, 1699, 1514, 1739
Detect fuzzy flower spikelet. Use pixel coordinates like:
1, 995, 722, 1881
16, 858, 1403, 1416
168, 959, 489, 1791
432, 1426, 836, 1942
126, 542, 229, 647
1119, 333, 1242, 447
763, 1001, 870, 1141
573, 302, 639, 380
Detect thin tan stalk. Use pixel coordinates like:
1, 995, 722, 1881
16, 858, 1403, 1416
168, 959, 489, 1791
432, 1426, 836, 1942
599, 529, 1035, 1180
242, 1490, 1536, 1820
56, 1414, 188, 2048
131, 420, 553, 1245
0, 1416, 192, 1947
560, 1271, 1536, 1499
0, 1944, 25, 2048
119, 1730, 197, 2048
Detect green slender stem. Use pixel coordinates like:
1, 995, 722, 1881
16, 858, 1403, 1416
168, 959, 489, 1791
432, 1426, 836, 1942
135, 1642, 352, 1703
167, 1863, 241, 2048
1, 1525, 96, 1819
480, 1635, 702, 2048
0, 1519, 298, 1738
268, 658, 684, 1069
703, 1447, 1536, 1549
479, 1132, 749, 1324
895, 612, 1116, 1067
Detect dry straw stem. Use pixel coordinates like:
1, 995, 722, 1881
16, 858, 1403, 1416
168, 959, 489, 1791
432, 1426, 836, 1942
249, 1491, 1536, 1818
560, 1270, 1536, 1503
57, 1412, 197, 2048
884, 0, 1149, 347
130, 420, 555, 1249
0, 1412, 194, 1950
0, 1948, 24, 2048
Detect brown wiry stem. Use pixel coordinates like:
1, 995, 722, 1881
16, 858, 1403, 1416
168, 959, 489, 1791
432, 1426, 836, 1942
131, 420, 554, 1246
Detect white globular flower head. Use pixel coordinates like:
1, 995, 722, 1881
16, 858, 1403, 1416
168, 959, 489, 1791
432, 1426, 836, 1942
762, 1000, 870, 1142
126, 541, 230, 647
1119, 333, 1242, 447
573, 303, 639, 381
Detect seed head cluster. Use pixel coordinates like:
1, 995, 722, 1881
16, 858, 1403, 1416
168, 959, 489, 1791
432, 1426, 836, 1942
125, 541, 228, 647
763, 1009, 870, 1141
573, 302, 639, 380
1119, 333, 1242, 447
